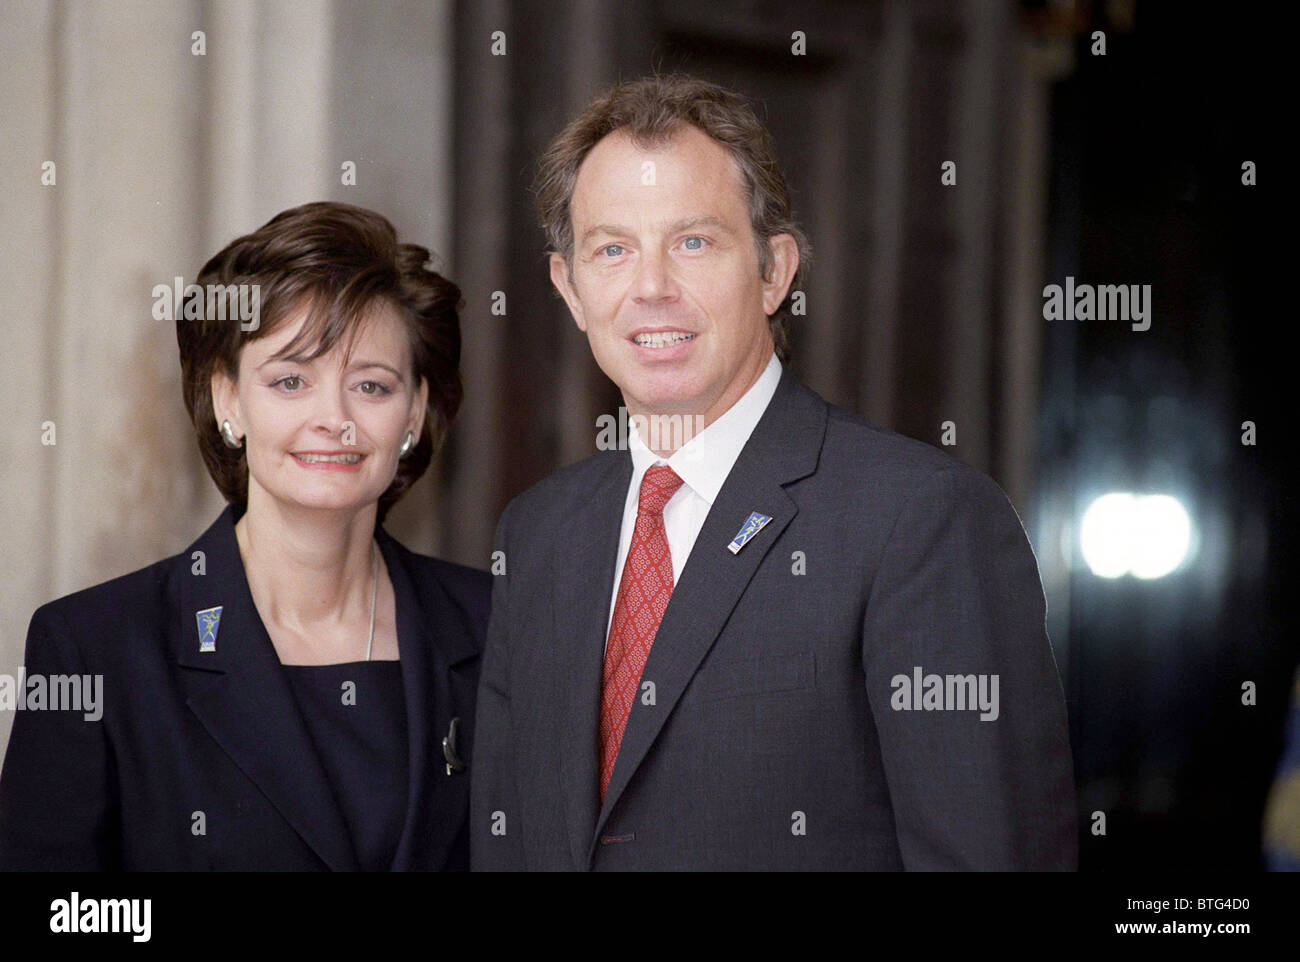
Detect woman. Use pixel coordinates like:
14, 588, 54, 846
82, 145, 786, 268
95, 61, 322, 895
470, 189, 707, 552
0, 202, 488, 870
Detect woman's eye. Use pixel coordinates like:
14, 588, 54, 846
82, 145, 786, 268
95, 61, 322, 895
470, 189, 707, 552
359, 381, 391, 396
274, 375, 302, 391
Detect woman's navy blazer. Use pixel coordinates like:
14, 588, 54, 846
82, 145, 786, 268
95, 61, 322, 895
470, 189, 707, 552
0, 506, 489, 870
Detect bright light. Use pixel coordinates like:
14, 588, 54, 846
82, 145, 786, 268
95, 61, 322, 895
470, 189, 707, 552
1080, 492, 1192, 580
1129, 495, 1193, 579
1080, 493, 1135, 578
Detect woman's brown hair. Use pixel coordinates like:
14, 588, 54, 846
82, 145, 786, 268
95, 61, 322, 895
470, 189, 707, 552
176, 201, 462, 522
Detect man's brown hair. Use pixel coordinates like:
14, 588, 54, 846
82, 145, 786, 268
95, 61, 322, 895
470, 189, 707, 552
535, 73, 811, 360
177, 201, 462, 522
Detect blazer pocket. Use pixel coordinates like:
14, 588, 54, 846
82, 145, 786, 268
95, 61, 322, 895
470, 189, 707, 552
693, 651, 815, 701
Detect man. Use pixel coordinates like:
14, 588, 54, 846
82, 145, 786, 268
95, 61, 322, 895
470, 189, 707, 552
470, 74, 1076, 870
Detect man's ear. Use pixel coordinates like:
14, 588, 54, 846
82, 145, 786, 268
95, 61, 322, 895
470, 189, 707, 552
549, 252, 587, 333
210, 367, 242, 439
760, 233, 800, 316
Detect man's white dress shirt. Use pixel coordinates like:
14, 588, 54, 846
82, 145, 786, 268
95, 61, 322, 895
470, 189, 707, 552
605, 352, 782, 646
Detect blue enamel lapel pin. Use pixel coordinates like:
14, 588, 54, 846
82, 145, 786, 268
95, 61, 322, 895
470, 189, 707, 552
196, 606, 223, 653
727, 511, 773, 555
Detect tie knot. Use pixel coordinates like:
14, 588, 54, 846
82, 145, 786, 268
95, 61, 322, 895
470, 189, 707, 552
638, 464, 684, 514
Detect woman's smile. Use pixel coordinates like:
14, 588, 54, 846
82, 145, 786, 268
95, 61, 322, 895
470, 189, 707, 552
291, 449, 366, 470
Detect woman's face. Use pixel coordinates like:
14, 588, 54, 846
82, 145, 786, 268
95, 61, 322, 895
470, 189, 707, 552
213, 300, 428, 517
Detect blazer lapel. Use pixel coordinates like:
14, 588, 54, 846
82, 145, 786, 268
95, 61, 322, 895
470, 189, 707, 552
174, 506, 359, 872
589, 371, 828, 859
379, 527, 480, 871
553, 452, 632, 870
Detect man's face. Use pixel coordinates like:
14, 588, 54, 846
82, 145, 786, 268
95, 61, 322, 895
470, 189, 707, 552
213, 300, 428, 516
551, 125, 797, 425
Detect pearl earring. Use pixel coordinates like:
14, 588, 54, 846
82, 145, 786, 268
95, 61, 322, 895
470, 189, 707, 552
220, 420, 244, 450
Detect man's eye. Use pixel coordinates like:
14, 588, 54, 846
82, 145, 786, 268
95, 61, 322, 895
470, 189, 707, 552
599, 244, 625, 257
682, 236, 707, 251
273, 375, 302, 391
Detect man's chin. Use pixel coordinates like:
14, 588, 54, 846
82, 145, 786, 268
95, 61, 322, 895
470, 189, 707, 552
620, 380, 706, 417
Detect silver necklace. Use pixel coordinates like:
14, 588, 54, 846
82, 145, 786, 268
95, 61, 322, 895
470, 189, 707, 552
364, 540, 378, 662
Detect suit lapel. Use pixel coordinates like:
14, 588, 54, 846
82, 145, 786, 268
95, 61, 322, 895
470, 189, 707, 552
379, 527, 479, 871
174, 506, 359, 871
588, 371, 828, 860
553, 452, 632, 870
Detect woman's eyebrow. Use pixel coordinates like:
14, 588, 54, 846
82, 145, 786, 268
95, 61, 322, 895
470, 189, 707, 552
258, 352, 315, 369
349, 361, 403, 378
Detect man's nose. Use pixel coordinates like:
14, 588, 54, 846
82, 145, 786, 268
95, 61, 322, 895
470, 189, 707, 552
631, 247, 678, 303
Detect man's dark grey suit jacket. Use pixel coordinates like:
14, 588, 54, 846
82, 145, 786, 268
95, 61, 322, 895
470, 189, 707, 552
470, 368, 1077, 870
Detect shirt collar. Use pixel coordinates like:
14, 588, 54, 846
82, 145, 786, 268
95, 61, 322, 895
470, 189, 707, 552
627, 351, 782, 505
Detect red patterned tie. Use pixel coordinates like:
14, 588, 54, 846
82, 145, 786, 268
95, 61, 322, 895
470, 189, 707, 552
599, 464, 685, 802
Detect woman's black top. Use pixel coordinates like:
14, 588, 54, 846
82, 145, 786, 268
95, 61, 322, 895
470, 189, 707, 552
282, 660, 409, 872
